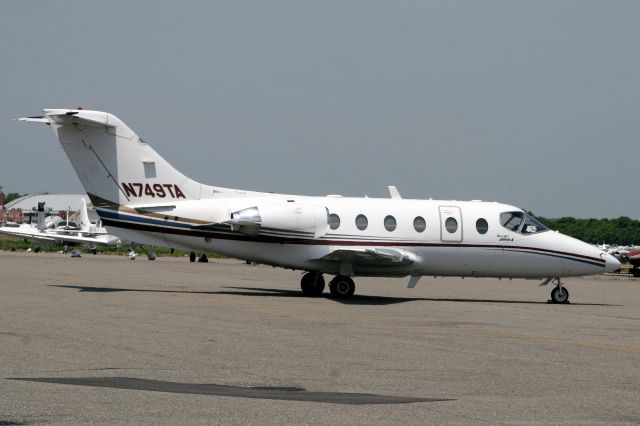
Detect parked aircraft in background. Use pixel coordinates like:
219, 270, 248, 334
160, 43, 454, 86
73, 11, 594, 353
627, 248, 640, 277
599, 244, 637, 260
0, 197, 120, 247
19, 108, 620, 303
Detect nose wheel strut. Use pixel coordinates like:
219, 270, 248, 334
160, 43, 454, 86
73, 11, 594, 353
549, 278, 570, 304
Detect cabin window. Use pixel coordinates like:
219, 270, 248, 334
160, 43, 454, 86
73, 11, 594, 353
445, 217, 458, 233
328, 213, 340, 230
413, 216, 426, 233
355, 214, 368, 231
384, 215, 397, 232
476, 218, 489, 234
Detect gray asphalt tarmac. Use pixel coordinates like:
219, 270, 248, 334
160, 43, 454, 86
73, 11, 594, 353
1, 251, 639, 425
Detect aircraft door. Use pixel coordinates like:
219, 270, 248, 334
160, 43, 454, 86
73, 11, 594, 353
439, 206, 463, 242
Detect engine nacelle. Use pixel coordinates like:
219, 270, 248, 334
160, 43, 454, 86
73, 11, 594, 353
229, 204, 329, 238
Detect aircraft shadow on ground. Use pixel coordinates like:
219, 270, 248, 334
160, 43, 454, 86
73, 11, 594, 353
50, 285, 619, 307
9, 376, 449, 405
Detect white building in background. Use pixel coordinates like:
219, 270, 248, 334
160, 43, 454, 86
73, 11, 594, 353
4, 193, 99, 223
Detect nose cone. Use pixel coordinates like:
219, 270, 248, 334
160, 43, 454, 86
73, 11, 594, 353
604, 253, 621, 273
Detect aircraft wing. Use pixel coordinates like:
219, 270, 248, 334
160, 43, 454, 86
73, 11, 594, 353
0, 226, 120, 247
314, 247, 420, 277
316, 247, 418, 266
0, 226, 56, 242
44, 233, 121, 247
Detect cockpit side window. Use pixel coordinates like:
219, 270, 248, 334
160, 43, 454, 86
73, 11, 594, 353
500, 211, 548, 235
500, 212, 524, 232
520, 213, 548, 234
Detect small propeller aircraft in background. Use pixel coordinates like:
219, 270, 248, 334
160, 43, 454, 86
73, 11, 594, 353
0, 197, 120, 247
19, 108, 620, 303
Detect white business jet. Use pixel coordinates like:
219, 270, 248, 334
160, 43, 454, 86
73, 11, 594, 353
19, 109, 620, 303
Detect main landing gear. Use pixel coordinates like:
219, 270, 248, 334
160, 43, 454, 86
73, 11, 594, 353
549, 278, 570, 304
300, 272, 325, 296
189, 251, 208, 263
300, 273, 356, 298
329, 275, 355, 298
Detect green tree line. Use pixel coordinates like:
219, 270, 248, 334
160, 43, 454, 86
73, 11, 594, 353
535, 215, 640, 246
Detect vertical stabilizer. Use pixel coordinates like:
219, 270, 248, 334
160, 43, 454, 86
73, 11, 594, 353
78, 198, 92, 232
21, 109, 228, 208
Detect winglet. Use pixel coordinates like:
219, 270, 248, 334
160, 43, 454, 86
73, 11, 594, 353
388, 185, 402, 199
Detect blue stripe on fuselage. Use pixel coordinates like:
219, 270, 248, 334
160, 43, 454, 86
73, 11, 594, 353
97, 208, 194, 230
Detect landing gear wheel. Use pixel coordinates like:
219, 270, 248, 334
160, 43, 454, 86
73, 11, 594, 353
300, 272, 325, 296
329, 276, 356, 298
551, 286, 570, 304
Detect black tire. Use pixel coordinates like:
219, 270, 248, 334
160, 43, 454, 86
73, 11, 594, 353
301, 272, 325, 296
189, 251, 196, 262
329, 276, 356, 298
551, 286, 570, 304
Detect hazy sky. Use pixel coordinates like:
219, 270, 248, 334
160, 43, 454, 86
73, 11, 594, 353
1, 1, 638, 218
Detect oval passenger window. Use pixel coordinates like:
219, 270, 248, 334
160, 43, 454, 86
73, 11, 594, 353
328, 213, 340, 230
445, 217, 458, 233
476, 218, 488, 234
355, 214, 368, 231
384, 215, 397, 232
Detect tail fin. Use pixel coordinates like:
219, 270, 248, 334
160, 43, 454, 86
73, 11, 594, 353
20, 109, 225, 208
78, 198, 92, 232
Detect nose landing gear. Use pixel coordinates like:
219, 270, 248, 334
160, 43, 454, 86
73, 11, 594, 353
549, 278, 570, 304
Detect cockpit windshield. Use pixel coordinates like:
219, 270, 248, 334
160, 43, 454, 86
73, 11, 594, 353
500, 211, 548, 235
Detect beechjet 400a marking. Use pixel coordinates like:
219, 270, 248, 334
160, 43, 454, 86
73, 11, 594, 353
19, 109, 620, 303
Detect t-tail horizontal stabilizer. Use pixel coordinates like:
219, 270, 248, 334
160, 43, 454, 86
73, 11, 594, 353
17, 116, 49, 124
